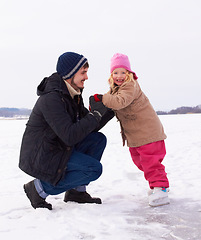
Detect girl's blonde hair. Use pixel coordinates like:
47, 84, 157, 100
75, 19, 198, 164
108, 70, 134, 91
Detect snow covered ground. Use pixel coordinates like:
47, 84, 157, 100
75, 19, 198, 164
0, 114, 201, 240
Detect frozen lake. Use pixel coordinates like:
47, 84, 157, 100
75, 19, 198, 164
0, 114, 201, 240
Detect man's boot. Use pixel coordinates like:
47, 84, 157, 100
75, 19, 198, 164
24, 180, 52, 210
64, 189, 102, 204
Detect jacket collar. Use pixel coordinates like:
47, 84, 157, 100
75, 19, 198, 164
64, 80, 81, 99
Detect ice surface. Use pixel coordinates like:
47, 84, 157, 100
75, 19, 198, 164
0, 114, 201, 239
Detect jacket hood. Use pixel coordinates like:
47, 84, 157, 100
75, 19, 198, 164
37, 73, 68, 96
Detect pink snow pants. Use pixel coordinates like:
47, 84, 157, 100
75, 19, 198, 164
129, 140, 169, 189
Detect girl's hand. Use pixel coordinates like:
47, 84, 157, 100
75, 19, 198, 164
94, 94, 103, 102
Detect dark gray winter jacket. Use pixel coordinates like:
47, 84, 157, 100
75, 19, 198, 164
19, 73, 114, 185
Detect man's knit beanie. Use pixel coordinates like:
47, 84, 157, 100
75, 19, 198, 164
56, 52, 88, 79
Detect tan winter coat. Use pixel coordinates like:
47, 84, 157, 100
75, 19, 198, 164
102, 80, 167, 147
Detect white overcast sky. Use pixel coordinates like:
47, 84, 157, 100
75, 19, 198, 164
0, 0, 201, 111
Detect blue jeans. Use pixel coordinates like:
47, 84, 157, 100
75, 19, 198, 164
38, 132, 107, 196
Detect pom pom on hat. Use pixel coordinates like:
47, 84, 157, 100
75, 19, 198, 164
110, 53, 138, 80
56, 52, 88, 79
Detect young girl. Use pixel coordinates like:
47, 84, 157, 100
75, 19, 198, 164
94, 53, 169, 207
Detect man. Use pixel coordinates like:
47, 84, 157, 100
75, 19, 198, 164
19, 52, 114, 210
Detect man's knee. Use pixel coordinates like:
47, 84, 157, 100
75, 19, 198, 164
93, 132, 107, 147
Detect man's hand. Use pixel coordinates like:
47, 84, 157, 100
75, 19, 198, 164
89, 96, 107, 117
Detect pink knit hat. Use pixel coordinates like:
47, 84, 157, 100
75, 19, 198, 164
110, 53, 138, 80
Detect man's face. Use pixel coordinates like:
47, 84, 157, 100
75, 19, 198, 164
67, 66, 89, 91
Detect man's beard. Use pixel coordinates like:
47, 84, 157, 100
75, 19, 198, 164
70, 77, 84, 91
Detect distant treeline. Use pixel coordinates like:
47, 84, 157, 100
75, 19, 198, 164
0, 108, 32, 117
156, 105, 201, 115
0, 105, 201, 117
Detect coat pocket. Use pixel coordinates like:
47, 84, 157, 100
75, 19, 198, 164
33, 137, 64, 176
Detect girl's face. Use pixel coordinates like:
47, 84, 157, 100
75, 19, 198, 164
112, 68, 127, 86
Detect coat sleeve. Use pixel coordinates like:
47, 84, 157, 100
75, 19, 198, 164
38, 92, 100, 146
94, 108, 114, 131
102, 81, 137, 110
